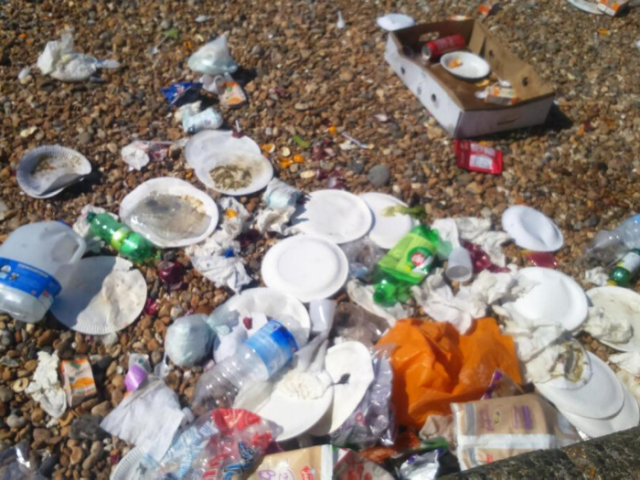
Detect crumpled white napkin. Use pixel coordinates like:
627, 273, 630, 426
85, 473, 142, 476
585, 266, 609, 287
412, 268, 528, 334
25, 352, 67, 419
610, 351, 640, 377
432, 217, 510, 266
582, 306, 633, 344
101, 379, 185, 462
189, 253, 251, 293
212, 198, 250, 243
523, 338, 592, 386
346, 280, 409, 327
254, 206, 296, 235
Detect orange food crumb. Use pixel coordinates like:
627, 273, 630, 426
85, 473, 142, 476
293, 154, 305, 164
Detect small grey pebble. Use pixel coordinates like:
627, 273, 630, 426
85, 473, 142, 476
367, 165, 391, 187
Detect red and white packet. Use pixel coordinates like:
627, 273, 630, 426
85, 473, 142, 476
454, 140, 503, 175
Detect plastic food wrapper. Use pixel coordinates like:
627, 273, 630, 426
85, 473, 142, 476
582, 306, 633, 345
598, 0, 630, 15
341, 238, 386, 281
25, 352, 67, 419
484, 84, 518, 106
182, 107, 223, 134
202, 74, 248, 108
454, 140, 503, 175
73, 205, 118, 253
263, 178, 302, 210
451, 394, 580, 470
332, 303, 390, 349
161, 82, 203, 107
412, 268, 527, 334
101, 380, 186, 462
0, 441, 42, 480
165, 315, 215, 367
482, 370, 524, 400
188, 33, 238, 76
121, 141, 171, 171
397, 450, 440, 480
167, 409, 279, 479
37, 33, 119, 82
346, 280, 409, 328
250, 446, 394, 480
60, 357, 97, 407
523, 251, 558, 269
377, 318, 522, 429
330, 349, 395, 449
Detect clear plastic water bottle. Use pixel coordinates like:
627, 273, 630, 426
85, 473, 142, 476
583, 214, 640, 266
192, 318, 307, 414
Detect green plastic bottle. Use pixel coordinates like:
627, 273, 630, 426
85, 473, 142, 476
609, 249, 640, 287
86, 213, 155, 263
373, 225, 449, 306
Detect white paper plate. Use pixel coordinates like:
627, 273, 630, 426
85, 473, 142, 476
441, 52, 491, 81
587, 286, 640, 352
110, 447, 149, 480
536, 352, 624, 419
293, 190, 373, 244
119, 177, 219, 248
310, 341, 375, 435
18, 145, 91, 198
534, 340, 593, 391
256, 372, 334, 441
560, 380, 639, 438
376, 13, 416, 31
224, 287, 311, 340
51, 257, 147, 335
262, 236, 349, 303
184, 130, 261, 170
360, 192, 417, 249
509, 268, 588, 331
502, 205, 564, 252
195, 150, 273, 196
567, 0, 603, 15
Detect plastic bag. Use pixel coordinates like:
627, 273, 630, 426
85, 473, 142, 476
165, 315, 214, 367
0, 442, 42, 480
377, 318, 522, 429
330, 348, 395, 449
332, 303, 390, 349
182, 409, 280, 479
451, 394, 580, 470
188, 33, 238, 76
341, 237, 386, 280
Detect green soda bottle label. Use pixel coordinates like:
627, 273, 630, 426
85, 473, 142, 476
408, 246, 434, 275
379, 231, 437, 282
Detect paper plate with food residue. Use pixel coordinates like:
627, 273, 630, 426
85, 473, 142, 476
17, 145, 92, 198
119, 177, 219, 248
194, 149, 274, 196
441, 52, 491, 81
184, 130, 261, 170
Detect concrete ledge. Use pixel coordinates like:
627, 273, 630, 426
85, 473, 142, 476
442, 427, 640, 479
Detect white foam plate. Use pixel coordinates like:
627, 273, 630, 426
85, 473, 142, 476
262, 236, 349, 303
509, 268, 588, 331
441, 52, 491, 81
51, 257, 147, 335
376, 13, 416, 31
560, 380, 639, 438
119, 177, 219, 248
110, 447, 149, 480
309, 341, 375, 435
224, 287, 311, 340
184, 130, 261, 170
567, 0, 603, 15
256, 372, 334, 441
18, 145, 92, 198
194, 150, 273, 196
502, 205, 564, 252
536, 352, 624, 419
360, 192, 417, 249
587, 286, 640, 352
293, 190, 373, 244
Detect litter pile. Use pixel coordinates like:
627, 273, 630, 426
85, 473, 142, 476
2, 1, 640, 479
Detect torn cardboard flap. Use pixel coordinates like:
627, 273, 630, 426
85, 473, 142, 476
386, 20, 555, 138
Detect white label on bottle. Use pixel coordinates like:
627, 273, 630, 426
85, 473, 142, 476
469, 154, 494, 170
618, 251, 640, 273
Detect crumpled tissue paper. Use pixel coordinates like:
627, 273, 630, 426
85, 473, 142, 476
25, 352, 67, 419
254, 206, 296, 235
101, 379, 186, 462
585, 266, 609, 287
582, 306, 633, 344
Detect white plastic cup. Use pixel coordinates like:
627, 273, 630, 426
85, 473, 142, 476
445, 247, 473, 282
309, 299, 337, 335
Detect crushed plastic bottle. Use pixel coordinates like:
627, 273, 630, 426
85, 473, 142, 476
86, 213, 155, 263
192, 317, 307, 414
582, 214, 640, 266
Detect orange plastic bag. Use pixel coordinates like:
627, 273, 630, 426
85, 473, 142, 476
377, 318, 521, 429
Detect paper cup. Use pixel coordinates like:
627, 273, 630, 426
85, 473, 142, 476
446, 247, 473, 282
